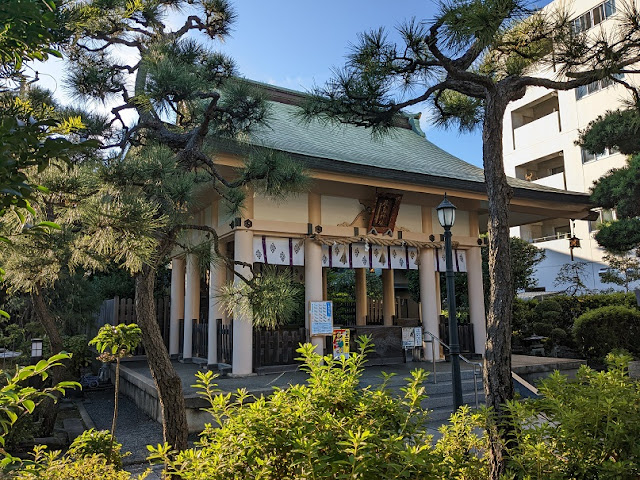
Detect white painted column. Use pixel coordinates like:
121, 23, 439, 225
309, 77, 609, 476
232, 229, 254, 375
467, 247, 487, 356
182, 253, 200, 361
306, 192, 324, 355
305, 240, 325, 355
207, 202, 225, 367
355, 268, 367, 326
382, 269, 395, 326
419, 248, 440, 361
169, 257, 185, 358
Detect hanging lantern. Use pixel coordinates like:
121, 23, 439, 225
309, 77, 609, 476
569, 236, 581, 249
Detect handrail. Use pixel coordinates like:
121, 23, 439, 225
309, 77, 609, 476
423, 330, 482, 409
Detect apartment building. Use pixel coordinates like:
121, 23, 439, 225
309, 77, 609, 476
503, 0, 638, 292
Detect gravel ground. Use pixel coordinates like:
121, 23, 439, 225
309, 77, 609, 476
82, 390, 164, 466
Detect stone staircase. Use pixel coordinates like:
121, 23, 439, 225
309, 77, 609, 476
374, 367, 485, 423
423, 369, 485, 422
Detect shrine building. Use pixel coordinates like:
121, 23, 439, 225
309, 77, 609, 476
167, 83, 593, 376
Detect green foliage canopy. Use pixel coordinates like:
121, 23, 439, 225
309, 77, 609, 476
590, 154, 640, 254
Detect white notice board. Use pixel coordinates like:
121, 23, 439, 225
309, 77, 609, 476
309, 301, 333, 336
402, 327, 423, 348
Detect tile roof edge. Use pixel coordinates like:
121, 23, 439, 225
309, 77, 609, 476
242, 78, 419, 131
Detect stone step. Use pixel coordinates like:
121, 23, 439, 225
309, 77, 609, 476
424, 390, 485, 410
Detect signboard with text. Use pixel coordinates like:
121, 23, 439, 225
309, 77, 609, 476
402, 327, 423, 348
309, 301, 333, 336
332, 328, 350, 359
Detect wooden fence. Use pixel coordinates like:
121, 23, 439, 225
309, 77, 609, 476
217, 320, 233, 364
334, 302, 356, 326
366, 299, 384, 325
94, 296, 170, 354
439, 319, 476, 354
253, 326, 307, 368
333, 298, 418, 326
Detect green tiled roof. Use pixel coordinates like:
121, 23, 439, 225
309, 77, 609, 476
241, 84, 590, 204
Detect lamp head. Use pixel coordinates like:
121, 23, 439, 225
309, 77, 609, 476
436, 193, 457, 228
31, 338, 43, 359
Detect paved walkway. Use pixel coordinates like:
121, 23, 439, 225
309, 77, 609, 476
122, 358, 478, 397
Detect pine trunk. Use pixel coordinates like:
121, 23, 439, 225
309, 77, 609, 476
135, 265, 189, 451
482, 91, 515, 480
31, 286, 65, 435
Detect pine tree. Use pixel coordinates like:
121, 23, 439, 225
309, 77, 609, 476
62, 0, 307, 450
300, 1, 640, 476
579, 104, 640, 255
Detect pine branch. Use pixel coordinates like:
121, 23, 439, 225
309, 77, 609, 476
175, 223, 255, 285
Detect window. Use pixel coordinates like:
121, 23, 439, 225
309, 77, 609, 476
572, 0, 616, 33
575, 73, 624, 100
581, 146, 619, 163
589, 209, 616, 232
550, 166, 564, 175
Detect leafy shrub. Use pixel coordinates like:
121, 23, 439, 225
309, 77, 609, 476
505, 354, 640, 479
151, 337, 441, 479
512, 292, 638, 356
12, 446, 138, 480
433, 406, 489, 479
573, 306, 640, 361
68, 429, 125, 468
62, 335, 92, 378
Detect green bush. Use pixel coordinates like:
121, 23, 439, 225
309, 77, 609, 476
13, 446, 136, 480
62, 335, 92, 378
67, 429, 125, 468
512, 292, 638, 355
505, 354, 640, 478
573, 306, 640, 361
151, 337, 441, 479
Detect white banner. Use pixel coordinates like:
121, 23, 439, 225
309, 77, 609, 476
320, 243, 418, 270
434, 248, 467, 272
253, 236, 305, 266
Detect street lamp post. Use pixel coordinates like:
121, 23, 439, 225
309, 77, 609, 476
436, 193, 464, 411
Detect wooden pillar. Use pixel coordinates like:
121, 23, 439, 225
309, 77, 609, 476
305, 192, 324, 354
419, 248, 440, 361
355, 268, 367, 326
467, 247, 486, 355
322, 268, 328, 301
208, 202, 225, 367
420, 205, 441, 360
231, 229, 254, 375
382, 269, 395, 326
169, 257, 185, 358
182, 253, 200, 362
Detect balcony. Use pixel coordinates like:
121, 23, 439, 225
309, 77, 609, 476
532, 171, 566, 190
531, 232, 570, 244
513, 111, 561, 150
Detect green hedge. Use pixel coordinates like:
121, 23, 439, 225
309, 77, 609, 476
573, 306, 640, 361
512, 292, 638, 355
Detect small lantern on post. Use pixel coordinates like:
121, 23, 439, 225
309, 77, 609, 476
569, 236, 581, 261
31, 338, 43, 363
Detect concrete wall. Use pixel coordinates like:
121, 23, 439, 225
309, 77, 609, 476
254, 194, 308, 223
113, 363, 214, 433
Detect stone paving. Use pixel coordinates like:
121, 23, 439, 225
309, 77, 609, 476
122, 357, 478, 397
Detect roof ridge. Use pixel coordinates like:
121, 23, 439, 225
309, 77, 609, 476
241, 78, 418, 131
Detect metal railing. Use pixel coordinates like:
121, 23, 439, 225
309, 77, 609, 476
530, 232, 570, 243
423, 330, 483, 409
